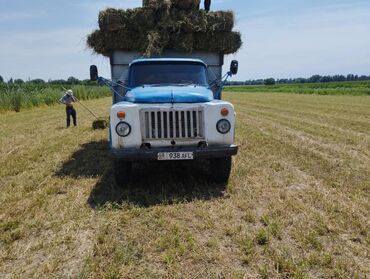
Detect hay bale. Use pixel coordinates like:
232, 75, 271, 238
193, 31, 242, 54
87, 30, 108, 56
172, 0, 200, 10
98, 7, 155, 32
144, 31, 170, 57
168, 32, 194, 52
143, 0, 171, 10
143, 0, 200, 10
87, 29, 148, 55
176, 10, 234, 33
92, 118, 108, 130
204, 11, 234, 32
104, 30, 147, 52
98, 8, 234, 34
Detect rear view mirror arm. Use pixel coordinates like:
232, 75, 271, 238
95, 76, 132, 101
213, 71, 233, 100
97, 76, 132, 91
213, 60, 238, 99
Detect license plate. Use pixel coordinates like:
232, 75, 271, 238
157, 152, 194, 161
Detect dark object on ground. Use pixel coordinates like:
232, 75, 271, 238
92, 118, 108, 130
204, 0, 211, 12
74, 96, 108, 130
88, 4, 242, 57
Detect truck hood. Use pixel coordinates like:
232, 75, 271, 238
125, 86, 214, 103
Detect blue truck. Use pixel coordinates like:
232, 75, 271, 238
90, 50, 238, 185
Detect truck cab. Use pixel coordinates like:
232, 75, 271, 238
91, 51, 238, 185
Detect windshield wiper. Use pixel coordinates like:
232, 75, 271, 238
141, 83, 172, 87
177, 83, 200, 87
140, 83, 203, 87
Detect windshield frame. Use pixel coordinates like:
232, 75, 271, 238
128, 61, 209, 88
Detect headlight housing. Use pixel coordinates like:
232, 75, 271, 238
116, 122, 131, 137
216, 119, 231, 134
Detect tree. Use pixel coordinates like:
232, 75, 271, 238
49, 79, 67, 85
67, 76, 80, 84
309, 75, 322, 83
253, 79, 264, 85
338, 75, 346, 82
321, 76, 332, 83
347, 74, 355, 81
8, 78, 13, 84
30, 79, 45, 84
14, 79, 24, 84
294, 78, 306, 84
278, 78, 289, 84
0, 75, 3, 83
264, 78, 276, 86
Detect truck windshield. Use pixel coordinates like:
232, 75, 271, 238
129, 61, 208, 87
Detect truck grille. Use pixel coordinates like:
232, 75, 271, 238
140, 109, 204, 140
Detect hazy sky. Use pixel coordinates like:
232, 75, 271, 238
0, 0, 369, 81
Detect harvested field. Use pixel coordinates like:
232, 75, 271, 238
227, 80, 370, 95
0, 93, 369, 278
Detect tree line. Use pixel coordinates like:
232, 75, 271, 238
227, 74, 370, 86
0, 76, 96, 86
1, 74, 370, 87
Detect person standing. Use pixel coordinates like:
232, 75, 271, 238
60, 89, 77, 127
204, 0, 211, 12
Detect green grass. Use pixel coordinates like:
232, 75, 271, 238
0, 93, 369, 278
226, 80, 370, 95
0, 83, 111, 112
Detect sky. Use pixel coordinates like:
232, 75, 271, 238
0, 0, 369, 81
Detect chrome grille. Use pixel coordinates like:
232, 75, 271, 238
140, 109, 204, 140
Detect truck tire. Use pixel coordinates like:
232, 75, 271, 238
208, 157, 232, 183
114, 160, 132, 187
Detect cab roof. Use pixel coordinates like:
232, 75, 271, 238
130, 58, 207, 67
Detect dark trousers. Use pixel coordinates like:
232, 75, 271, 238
66, 106, 77, 127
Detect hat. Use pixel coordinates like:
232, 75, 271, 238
66, 89, 73, 96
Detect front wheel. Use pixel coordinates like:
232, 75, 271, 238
114, 160, 132, 187
208, 157, 232, 183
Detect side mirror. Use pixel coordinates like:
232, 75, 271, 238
90, 65, 98, 81
230, 60, 239, 75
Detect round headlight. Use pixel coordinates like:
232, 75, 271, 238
216, 119, 231, 134
116, 122, 131, 137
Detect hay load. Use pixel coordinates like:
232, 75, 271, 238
98, 9, 234, 33
98, 8, 156, 32
87, 1, 242, 57
172, 0, 201, 10
143, 0, 171, 9
143, 0, 200, 10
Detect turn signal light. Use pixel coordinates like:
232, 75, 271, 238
221, 108, 229, 116
117, 111, 126, 119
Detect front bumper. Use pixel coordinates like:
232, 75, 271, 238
110, 145, 238, 161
